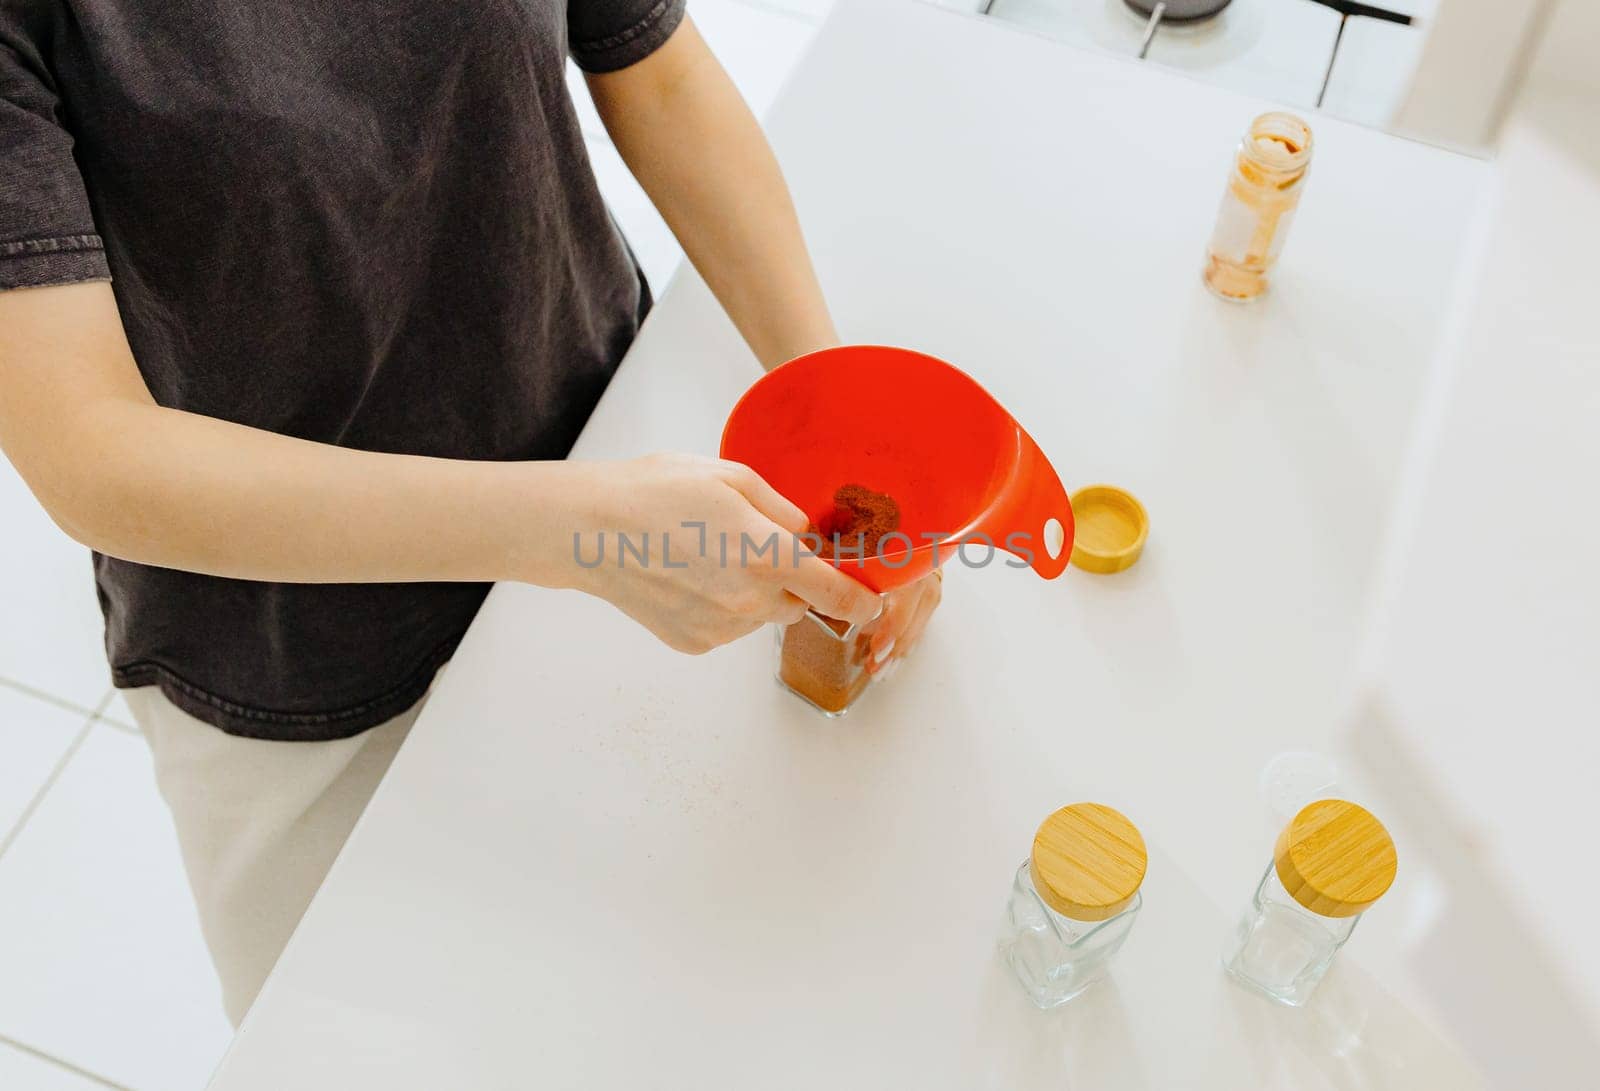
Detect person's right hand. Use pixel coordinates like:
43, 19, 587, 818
565, 453, 882, 655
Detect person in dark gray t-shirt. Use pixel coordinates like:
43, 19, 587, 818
0, 0, 942, 1023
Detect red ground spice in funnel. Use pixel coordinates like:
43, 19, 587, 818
815, 484, 901, 560
779, 484, 905, 714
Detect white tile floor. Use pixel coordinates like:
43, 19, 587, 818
0, 4, 827, 1089
0, 1040, 107, 1091
0, 721, 233, 1091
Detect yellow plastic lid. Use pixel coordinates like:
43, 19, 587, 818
1069, 485, 1148, 574
1274, 799, 1397, 918
1030, 803, 1148, 922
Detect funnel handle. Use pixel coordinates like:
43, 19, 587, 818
992, 430, 1075, 580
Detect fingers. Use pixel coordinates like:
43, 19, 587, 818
866, 582, 920, 671
869, 574, 942, 673
898, 576, 942, 655
666, 591, 808, 656
702, 593, 800, 652
772, 590, 810, 627
671, 625, 763, 656
785, 555, 883, 629
720, 461, 809, 536
727, 616, 767, 646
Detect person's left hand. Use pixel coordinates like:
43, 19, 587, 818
865, 569, 943, 676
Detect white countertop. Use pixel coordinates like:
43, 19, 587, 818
209, 1, 1503, 1086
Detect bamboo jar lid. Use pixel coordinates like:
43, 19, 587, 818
1068, 486, 1148, 574
1030, 803, 1147, 922
1273, 800, 1397, 919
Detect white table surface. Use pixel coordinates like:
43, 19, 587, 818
209, 1, 1498, 1086
1349, 77, 1600, 1086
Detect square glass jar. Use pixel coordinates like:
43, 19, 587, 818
1225, 799, 1396, 1007
1001, 860, 1142, 1008
774, 580, 925, 716
1225, 861, 1358, 1006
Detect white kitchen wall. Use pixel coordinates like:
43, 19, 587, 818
1392, 0, 1553, 148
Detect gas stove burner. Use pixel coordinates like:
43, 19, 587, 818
1124, 0, 1234, 25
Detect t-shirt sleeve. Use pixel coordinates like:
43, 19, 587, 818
568, 0, 689, 74
0, 25, 109, 290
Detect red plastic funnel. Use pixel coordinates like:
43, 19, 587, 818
720, 345, 1074, 593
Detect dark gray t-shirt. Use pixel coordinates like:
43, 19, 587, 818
1, 0, 686, 739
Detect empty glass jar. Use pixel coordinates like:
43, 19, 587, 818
1203, 111, 1314, 302
1225, 799, 1397, 1006
999, 802, 1146, 1008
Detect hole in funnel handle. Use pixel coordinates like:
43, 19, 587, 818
1043, 518, 1066, 560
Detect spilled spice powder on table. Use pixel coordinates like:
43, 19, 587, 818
779, 484, 902, 714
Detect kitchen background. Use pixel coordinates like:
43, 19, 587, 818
0, 1, 1588, 1088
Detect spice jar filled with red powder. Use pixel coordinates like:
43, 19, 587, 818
777, 582, 926, 716
776, 484, 932, 716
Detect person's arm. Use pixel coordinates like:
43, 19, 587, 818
588, 19, 943, 660
585, 18, 838, 369
0, 281, 881, 651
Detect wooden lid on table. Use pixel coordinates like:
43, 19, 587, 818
1030, 803, 1147, 922
1273, 799, 1397, 918
1068, 485, 1148, 574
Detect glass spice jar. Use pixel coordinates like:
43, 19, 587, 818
999, 803, 1147, 1008
1203, 111, 1314, 302
775, 578, 926, 716
1224, 799, 1397, 1007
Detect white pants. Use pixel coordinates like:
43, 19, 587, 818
125, 682, 433, 1026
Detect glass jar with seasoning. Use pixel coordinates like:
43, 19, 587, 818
776, 578, 926, 717
1224, 798, 1397, 1006
999, 802, 1147, 1008
1203, 111, 1314, 302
